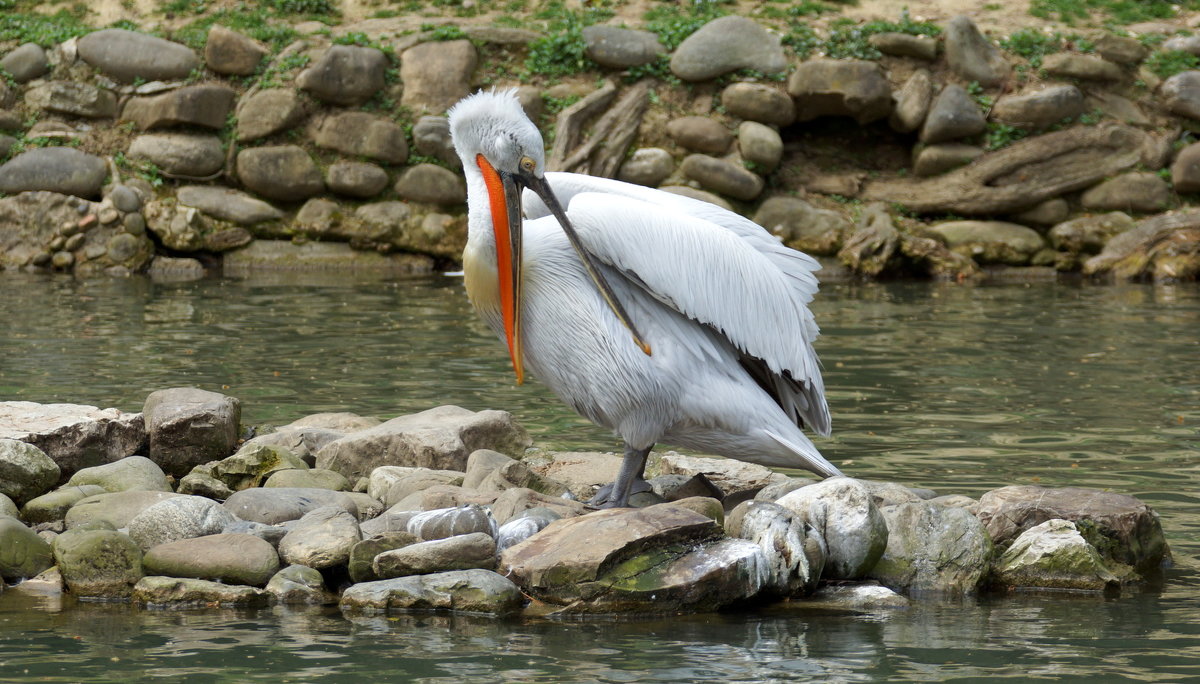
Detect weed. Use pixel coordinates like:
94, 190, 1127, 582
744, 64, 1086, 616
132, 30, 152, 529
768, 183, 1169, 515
1029, 0, 1199, 26
544, 94, 582, 115
985, 122, 1028, 150
782, 23, 820, 59
269, 0, 338, 16
643, 1, 727, 52
161, 0, 206, 14
820, 10, 941, 60
1001, 29, 1063, 68
1145, 50, 1200, 78
173, 8, 299, 52
422, 24, 468, 41
0, 10, 93, 47
966, 81, 993, 110
525, 4, 612, 78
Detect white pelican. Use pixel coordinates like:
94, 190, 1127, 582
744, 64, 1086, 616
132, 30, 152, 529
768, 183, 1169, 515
448, 90, 842, 507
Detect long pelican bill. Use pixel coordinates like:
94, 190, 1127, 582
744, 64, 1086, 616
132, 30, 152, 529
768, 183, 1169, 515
476, 153, 525, 384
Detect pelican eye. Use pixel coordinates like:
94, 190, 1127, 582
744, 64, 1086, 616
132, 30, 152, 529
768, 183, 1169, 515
519, 156, 537, 173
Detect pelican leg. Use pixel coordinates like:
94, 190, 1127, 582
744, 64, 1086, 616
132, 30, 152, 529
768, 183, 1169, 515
588, 444, 653, 509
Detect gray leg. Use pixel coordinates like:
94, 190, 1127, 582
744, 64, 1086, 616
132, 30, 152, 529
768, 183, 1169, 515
588, 444, 653, 509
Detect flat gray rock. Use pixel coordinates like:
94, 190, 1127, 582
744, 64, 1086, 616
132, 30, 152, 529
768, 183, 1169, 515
133, 576, 269, 607
0, 402, 145, 479
64, 491, 184, 529
128, 133, 225, 177
339, 568, 523, 616
0, 439, 60, 506
670, 16, 786, 81
176, 185, 284, 225
583, 25, 664, 68
223, 487, 360, 525
991, 85, 1085, 130
24, 81, 117, 118
278, 505, 361, 569
0, 148, 108, 198
373, 531, 496, 578
65, 455, 170, 493
127, 495, 238, 550
78, 29, 200, 83
121, 84, 237, 130
141, 533, 280, 586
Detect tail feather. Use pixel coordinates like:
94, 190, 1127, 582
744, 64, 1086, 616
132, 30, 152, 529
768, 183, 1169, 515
764, 429, 843, 479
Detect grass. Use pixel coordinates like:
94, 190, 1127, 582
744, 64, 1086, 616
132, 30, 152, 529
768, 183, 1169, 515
1145, 50, 1200, 78
173, 7, 301, 51
985, 122, 1029, 150
1029, 0, 1200, 26
523, 2, 614, 78
816, 10, 942, 60
642, 1, 728, 52
0, 9, 93, 47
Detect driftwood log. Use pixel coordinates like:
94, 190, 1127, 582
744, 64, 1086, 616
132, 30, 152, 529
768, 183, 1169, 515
548, 82, 649, 178
1084, 210, 1200, 281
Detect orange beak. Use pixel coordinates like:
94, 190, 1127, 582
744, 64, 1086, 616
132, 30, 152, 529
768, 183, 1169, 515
476, 154, 524, 384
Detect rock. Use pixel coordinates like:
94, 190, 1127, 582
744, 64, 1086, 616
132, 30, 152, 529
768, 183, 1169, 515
267, 564, 337, 604
799, 582, 909, 611
1095, 33, 1147, 64
889, 69, 933, 133
0, 439, 60, 506
236, 145, 325, 202
920, 84, 986, 144
1080, 173, 1171, 213
991, 85, 1085, 130
679, 154, 763, 201
109, 184, 142, 213
191, 442, 307, 493
913, 143, 984, 177
929, 221, 1046, 264
126, 496, 238, 550
412, 115, 460, 168
0, 495, 16, 519
315, 406, 530, 484
374, 532, 496, 578
133, 575, 269, 606
525, 450, 625, 501
1086, 91, 1149, 126
339, 569, 523, 616
666, 116, 733, 155
993, 519, 1122, 591
0, 403, 145, 480
221, 240, 434, 276
973, 485, 1169, 574
20, 485, 105, 524
869, 32, 937, 60
327, 161, 390, 198
944, 15, 1010, 87
142, 533, 280, 586
1163, 34, 1200, 55
653, 453, 788, 500
1083, 210, 1200, 280
235, 89, 307, 141
720, 83, 795, 126
0, 43, 50, 82
1173, 141, 1200, 192
776, 478, 888, 579
368, 466, 464, 506
393, 164, 466, 205
401, 40, 476, 113
278, 506, 361, 569
287, 412, 381, 432
1043, 53, 1123, 81
24, 81, 117, 118
264, 468, 349, 491
670, 16, 786, 81
788, 59, 893, 124
495, 508, 560, 554
348, 532, 420, 583
64, 455, 170, 493
489, 487, 586, 524
53, 528, 143, 597
738, 121, 782, 174
617, 147, 674, 187
297, 44, 388, 106
725, 501, 823, 596
143, 201, 252, 253
406, 504, 497, 540
0, 148, 108, 198
176, 185, 284, 225
460, 449, 569, 497
204, 25, 268, 76
223, 487, 359, 525
755, 477, 815, 503
0, 516, 54, 581
583, 25, 664, 68
64, 491, 183, 530
78, 29, 199, 82
128, 133, 225, 177
312, 111, 409, 164
122, 85, 236, 131
1013, 198, 1070, 226
1161, 71, 1200, 120
144, 388, 241, 477
865, 501, 992, 593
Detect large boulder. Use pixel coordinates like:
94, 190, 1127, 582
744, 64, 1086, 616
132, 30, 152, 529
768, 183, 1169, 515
775, 478, 888, 579
339, 569, 524, 616
0, 402, 145, 479
64, 491, 184, 529
141, 533, 280, 586
400, 40, 477, 113
788, 59, 892, 124
143, 388, 241, 477
0, 148, 108, 198
53, 528, 143, 597
0, 516, 55, 581
943, 15, 1009, 87
126, 496, 238, 550
277, 506, 361, 569
993, 519, 1123, 591
297, 45, 388, 106
222, 487, 360, 525
236, 145, 325, 202
64, 455, 170, 493
0, 439, 60, 505
373, 532, 497, 578
78, 29, 200, 83
866, 501, 992, 593
670, 16, 787, 81
133, 576, 269, 607
929, 221, 1045, 265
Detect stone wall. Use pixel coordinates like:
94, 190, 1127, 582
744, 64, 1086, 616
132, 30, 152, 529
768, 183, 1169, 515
1, 12, 1199, 281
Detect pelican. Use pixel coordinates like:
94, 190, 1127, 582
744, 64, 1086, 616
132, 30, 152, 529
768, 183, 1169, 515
448, 90, 842, 507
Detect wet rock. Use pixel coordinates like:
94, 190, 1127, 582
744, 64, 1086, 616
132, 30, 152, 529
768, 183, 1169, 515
144, 388, 241, 477
889, 69, 933, 133
583, 25, 664, 68
407, 504, 497, 540
617, 147, 674, 187
666, 116, 733, 155
720, 83, 795, 127
1095, 33, 1147, 64
64, 455, 170, 493
236, 145, 325, 202
1013, 198, 1070, 226
670, 16, 786, 81
653, 453, 788, 500
297, 44, 387, 106
401, 40, 476, 113
1043, 53, 1123, 81
993, 519, 1122, 591
726, 501, 823, 596
359, 509, 421, 538
133, 576, 269, 607
525, 451, 624, 501
1080, 173, 1171, 213
393, 164, 467, 205
348, 532, 420, 583
495, 508, 560, 554
460, 449, 569, 497
143, 201, 252, 253
929, 221, 1045, 264
339, 568, 523, 616
368, 466, 465, 507
738, 121, 782, 174
0, 439, 60, 506
223, 487, 359, 525
944, 15, 1010, 87
64, 491, 183, 530
1172, 141, 1200, 192
754, 478, 816, 503
315, 405, 530, 484
122, 85, 236, 131
374, 532, 496, 578
800, 582, 909, 611
973, 485, 1169, 574
991, 85, 1085, 130
0, 516, 54, 581
920, 84, 986, 144
53, 528, 143, 597
126, 496, 238, 550
204, 25, 268, 76
776, 478, 888, 580
78, 29, 199, 83
488, 487, 587, 524
327, 161, 390, 199
0, 495, 16, 518
866, 501, 992, 593
236, 89, 307, 141
1161, 71, 1200, 120
754, 195, 850, 256
680, 154, 763, 201
0, 148, 108, 198
789, 59, 892, 124
0, 43, 49, 82
267, 564, 337, 604
24, 81, 117, 118
128, 133, 225, 177
278, 505, 361, 569
412, 115, 460, 168
20, 485, 105, 524
264, 468, 349, 491
869, 32, 937, 60
287, 412, 382, 432
142, 533, 280, 586
913, 143, 984, 177
176, 186, 284, 225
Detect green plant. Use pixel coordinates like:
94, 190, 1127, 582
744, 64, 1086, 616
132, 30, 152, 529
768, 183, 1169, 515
1146, 50, 1200, 78
115, 152, 164, 187
782, 23, 820, 59
965, 81, 993, 110
268, 0, 338, 16
524, 5, 609, 78
1029, 0, 1200, 26
173, 8, 299, 51
985, 122, 1028, 150
422, 23, 468, 41
642, 1, 727, 52
0, 10, 93, 47
819, 10, 941, 60
1000, 29, 1063, 68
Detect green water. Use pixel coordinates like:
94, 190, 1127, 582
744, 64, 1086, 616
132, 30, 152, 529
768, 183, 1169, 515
1, 272, 1198, 682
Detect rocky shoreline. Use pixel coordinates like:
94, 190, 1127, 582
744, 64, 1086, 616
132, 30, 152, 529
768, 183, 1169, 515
1, 7, 1200, 281
0, 389, 1173, 616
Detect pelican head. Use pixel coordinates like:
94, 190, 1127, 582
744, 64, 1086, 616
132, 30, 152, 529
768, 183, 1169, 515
449, 90, 650, 384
